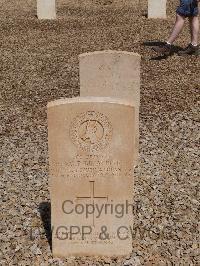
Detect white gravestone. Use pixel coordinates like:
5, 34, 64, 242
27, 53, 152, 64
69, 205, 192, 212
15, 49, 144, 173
37, 0, 56, 20
148, 0, 167, 19
79, 50, 141, 165
48, 97, 135, 257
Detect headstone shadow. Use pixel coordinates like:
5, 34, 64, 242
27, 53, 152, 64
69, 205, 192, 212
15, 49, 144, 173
38, 202, 52, 250
141, 12, 148, 18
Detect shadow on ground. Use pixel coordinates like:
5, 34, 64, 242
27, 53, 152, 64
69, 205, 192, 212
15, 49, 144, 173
143, 41, 184, 60
39, 202, 52, 250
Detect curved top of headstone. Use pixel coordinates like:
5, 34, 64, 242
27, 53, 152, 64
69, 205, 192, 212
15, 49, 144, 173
79, 50, 141, 58
47, 96, 134, 108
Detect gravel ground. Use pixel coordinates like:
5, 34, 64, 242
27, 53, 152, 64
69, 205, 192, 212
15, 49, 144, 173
0, 0, 199, 265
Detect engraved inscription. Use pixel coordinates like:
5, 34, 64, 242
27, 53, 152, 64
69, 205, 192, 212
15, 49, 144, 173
51, 155, 122, 179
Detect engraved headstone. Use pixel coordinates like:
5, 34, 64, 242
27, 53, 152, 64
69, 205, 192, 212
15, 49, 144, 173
148, 0, 167, 19
37, 0, 56, 20
79, 51, 140, 165
48, 97, 135, 257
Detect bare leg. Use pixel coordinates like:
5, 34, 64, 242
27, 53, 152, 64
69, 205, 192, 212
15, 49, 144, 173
189, 16, 199, 46
167, 14, 185, 44
152, 14, 186, 53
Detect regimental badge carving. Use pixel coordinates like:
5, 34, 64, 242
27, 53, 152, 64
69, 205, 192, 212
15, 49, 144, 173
70, 111, 113, 153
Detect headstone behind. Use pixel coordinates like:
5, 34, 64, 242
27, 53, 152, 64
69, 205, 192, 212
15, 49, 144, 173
148, 0, 167, 19
37, 0, 56, 19
48, 97, 135, 257
79, 51, 140, 165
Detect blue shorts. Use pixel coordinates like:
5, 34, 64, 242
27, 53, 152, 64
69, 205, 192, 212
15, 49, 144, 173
176, 0, 199, 17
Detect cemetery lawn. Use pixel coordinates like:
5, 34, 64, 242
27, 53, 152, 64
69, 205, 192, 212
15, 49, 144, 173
1, 0, 199, 265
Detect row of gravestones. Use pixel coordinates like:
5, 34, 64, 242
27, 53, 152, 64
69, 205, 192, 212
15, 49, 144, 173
37, 0, 167, 20
48, 50, 141, 257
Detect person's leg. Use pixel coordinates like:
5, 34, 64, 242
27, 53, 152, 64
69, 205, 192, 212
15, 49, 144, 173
152, 14, 186, 53
189, 16, 199, 45
167, 14, 186, 44
178, 15, 199, 55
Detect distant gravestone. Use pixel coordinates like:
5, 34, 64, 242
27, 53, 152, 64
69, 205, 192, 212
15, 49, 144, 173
37, 0, 56, 19
48, 97, 135, 257
148, 0, 167, 19
79, 51, 141, 165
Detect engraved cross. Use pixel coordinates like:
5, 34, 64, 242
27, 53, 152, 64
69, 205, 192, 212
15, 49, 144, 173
76, 181, 108, 227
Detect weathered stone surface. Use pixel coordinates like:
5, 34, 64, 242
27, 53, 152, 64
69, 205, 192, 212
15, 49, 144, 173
148, 0, 167, 19
79, 50, 140, 165
79, 51, 140, 104
47, 97, 135, 257
37, 0, 56, 20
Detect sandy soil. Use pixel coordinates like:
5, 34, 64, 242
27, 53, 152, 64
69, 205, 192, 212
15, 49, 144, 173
0, 0, 199, 265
